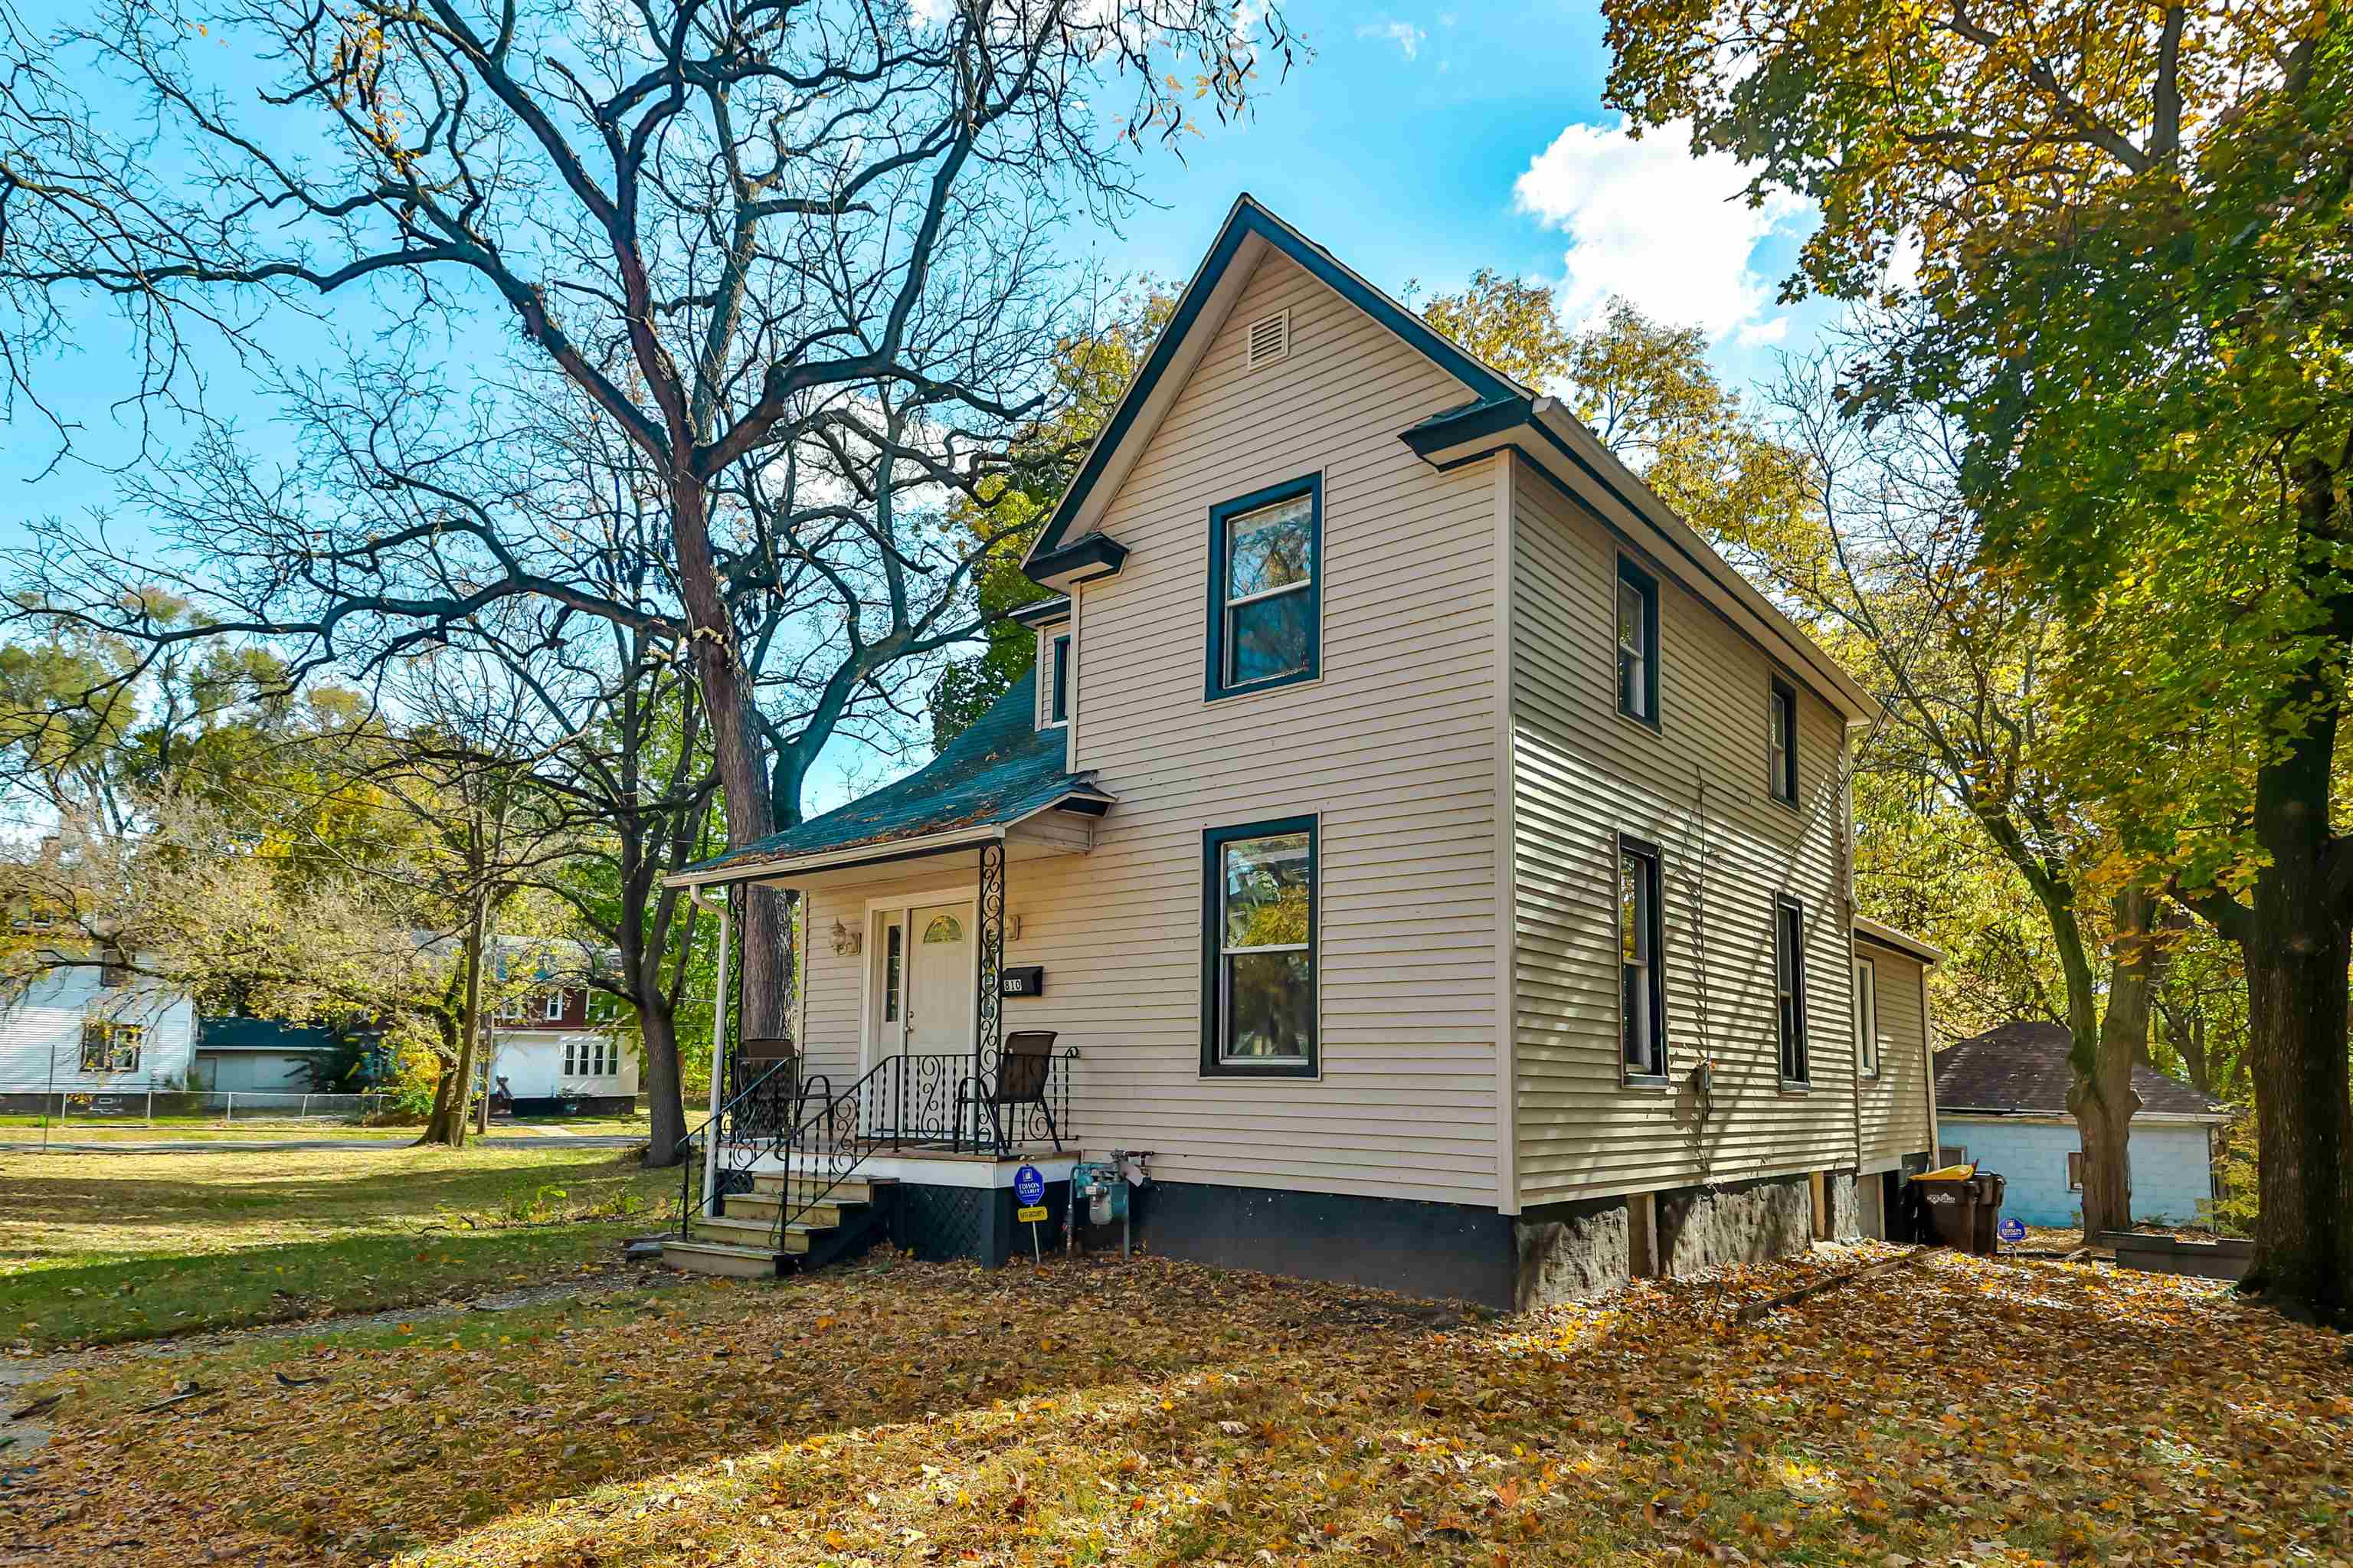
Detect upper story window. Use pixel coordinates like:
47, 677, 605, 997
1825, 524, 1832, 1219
1618, 833, 1667, 1082
543, 990, 567, 1023
1854, 955, 1879, 1078
1768, 677, 1798, 805
1206, 476, 1320, 701
1049, 633, 1072, 727
1616, 558, 1659, 726
1201, 816, 1317, 1076
1775, 898, 1810, 1085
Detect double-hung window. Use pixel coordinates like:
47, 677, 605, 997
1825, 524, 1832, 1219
1768, 678, 1798, 804
1049, 633, 1072, 725
1201, 817, 1317, 1075
1207, 477, 1320, 699
80, 1019, 142, 1074
1775, 898, 1809, 1084
1616, 558, 1659, 725
543, 990, 566, 1023
1853, 956, 1879, 1077
1618, 834, 1667, 1081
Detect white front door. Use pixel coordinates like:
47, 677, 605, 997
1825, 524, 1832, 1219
902, 902, 971, 1056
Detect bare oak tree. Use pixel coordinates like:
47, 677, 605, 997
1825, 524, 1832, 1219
1, 0, 1295, 1057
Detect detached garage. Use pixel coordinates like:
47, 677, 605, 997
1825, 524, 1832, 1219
191, 1016, 337, 1093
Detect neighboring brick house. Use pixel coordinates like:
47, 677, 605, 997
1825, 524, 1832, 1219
484, 977, 637, 1116
1933, 1021, 2228, 1228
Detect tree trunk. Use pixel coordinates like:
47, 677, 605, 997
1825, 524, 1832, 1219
670, 476, 790, 1042
420, 893, 486, 1148
638, 991, 689, 1168
2236, 686, 2353, 1324
2069, 889, 2164, 1237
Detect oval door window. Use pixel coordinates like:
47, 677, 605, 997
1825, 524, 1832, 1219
921, 914, 963, 944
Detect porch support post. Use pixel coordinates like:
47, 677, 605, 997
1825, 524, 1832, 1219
702, 887, 731, 1215
977, 839, 1006, 1147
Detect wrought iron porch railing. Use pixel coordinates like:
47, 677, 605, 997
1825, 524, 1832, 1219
766, 1048, 1079, 1249
671, 1058, 830, 1238
673, 1047, 1080, 1253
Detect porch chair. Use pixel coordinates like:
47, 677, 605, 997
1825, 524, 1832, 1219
974, 1030, 1062, 1154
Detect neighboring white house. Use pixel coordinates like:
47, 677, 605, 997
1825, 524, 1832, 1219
661, 195, 1943, 1302
1934, 1020, 2228, 1229
0, 957, 198, 1108
482, 980, 638, 1115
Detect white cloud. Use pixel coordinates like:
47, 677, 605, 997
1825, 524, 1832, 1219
1513, 115, 1811, 343
1735, 316, 1789, 349
1356, 19, 1425, 60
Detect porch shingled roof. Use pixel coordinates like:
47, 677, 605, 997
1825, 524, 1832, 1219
680, 669, 1103, 879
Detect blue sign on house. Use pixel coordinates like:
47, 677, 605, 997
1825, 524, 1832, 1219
1013, 1164, 1045, 1206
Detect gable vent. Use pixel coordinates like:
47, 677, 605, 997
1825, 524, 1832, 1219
1245, 308, 1290, 369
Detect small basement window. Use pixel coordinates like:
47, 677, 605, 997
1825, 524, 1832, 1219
1617, 558, 1659, 726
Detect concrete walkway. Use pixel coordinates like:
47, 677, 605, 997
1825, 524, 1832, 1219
0, 1134, 650, 1154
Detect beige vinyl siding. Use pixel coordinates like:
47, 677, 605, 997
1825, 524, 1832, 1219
1510, 459, 1857, 1207
1046, 248, 1500, 1206
783, 248, 1503, 1203
1856, 943, 1933, 1165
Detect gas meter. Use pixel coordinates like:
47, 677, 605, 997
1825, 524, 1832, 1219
1067, 1148, 1149, 1258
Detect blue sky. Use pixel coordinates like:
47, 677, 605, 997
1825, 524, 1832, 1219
0, 0, 1834, 807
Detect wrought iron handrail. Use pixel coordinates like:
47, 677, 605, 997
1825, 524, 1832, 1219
671, 1057, 820, 1239
763, 1052, 921, 1249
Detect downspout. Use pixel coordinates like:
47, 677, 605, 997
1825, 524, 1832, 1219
693, 887, 731, 1216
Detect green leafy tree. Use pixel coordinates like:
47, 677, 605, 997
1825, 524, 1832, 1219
1605, 0, 2351, 1320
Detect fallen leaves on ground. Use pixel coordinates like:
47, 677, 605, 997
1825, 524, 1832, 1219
8, 1243, 2349, 1566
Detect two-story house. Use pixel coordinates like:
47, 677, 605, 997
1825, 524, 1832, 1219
662, 196, 1941, 1305
484, 978, 638, 1117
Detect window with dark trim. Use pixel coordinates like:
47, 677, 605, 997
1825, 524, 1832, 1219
1768, 677, 1798, 804
1854, 955, 1879, 1077
1206, 476, 1320, 701
1616, 558, 1659, 725
1049, 633, 1072, 726
1774, 898, 1809, 1084
1618, 834, 1667, 1080
1200, 816, 1317, 1075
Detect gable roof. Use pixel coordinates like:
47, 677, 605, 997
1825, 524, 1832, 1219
672, 670, 1111, 885
1020, 194, 1529, 573
1934, 1020, 2224, 1120
1019, 194, 1877, 722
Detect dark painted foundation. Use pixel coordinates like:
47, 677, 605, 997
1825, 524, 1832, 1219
500, 1094, 636, 1118
1132, 1180, 1517, 1308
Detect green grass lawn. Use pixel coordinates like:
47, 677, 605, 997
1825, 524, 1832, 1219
0, 1144, 680, 1347
0, 1112, 656, 1139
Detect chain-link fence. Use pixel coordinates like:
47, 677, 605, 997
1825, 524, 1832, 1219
0, 1088, 388, 1128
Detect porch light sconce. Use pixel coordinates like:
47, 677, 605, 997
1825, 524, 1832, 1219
1008, 913, 1023, 941
829, 918, 862, 957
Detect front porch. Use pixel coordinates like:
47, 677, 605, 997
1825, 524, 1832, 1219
661, 668, 1114, 1278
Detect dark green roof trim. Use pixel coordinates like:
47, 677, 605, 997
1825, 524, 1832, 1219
1027, 532, 1128, 587
677, 670, 1109, 882
1025, 195, 1520, 578
1399, 393, 1530, 456
1007, 596, 1072, 627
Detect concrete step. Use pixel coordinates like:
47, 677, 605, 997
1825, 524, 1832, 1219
721, 1192, 860, 1225
692, 1214, 819, 1255
750, 1174, 884, 1205
661, 1239, 783, 1278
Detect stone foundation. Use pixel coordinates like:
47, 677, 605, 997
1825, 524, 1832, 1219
1512, 1196, 1633, 1309
1656, 1174, 1814, 1274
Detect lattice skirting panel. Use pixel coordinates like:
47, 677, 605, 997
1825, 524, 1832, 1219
892, 1180, 1072, 1268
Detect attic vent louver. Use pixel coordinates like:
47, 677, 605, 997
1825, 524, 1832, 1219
1245, 309, 1289, 369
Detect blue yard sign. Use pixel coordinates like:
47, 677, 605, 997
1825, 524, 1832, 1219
1013, 1164, 1046, 1206
1998, 1216, 2026, 1244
